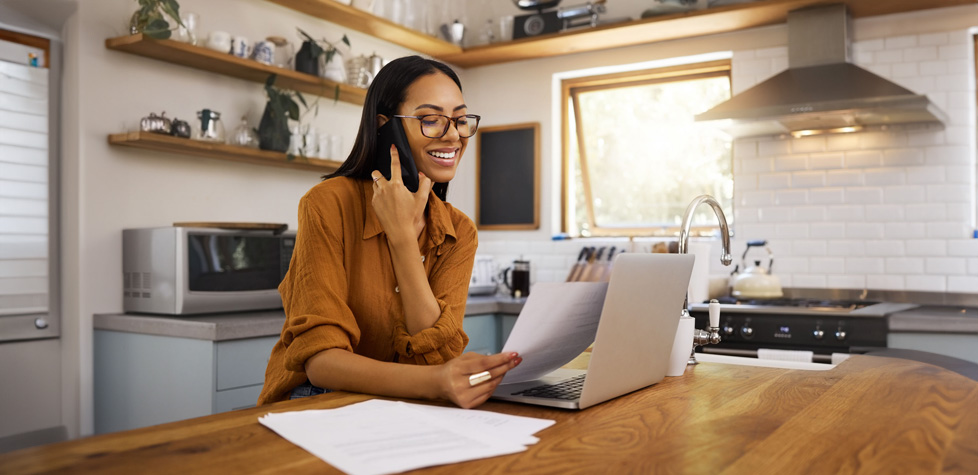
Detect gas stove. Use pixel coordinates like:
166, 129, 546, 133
687, 293, 914, 363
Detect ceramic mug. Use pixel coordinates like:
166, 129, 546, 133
231, 36, 251, 58
206, 31, 231, 53
251, 40, 275, 65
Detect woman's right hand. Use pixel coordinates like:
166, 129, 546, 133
439, 352, 522, 409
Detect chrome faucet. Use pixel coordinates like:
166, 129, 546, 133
678, 195, 733, 364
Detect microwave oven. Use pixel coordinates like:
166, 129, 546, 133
123, 227, 295, 315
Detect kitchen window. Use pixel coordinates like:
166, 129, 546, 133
561, 60, 733, 237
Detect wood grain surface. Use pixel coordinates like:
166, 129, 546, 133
2, 356, 975, 474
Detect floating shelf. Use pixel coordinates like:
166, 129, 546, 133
108, 131, 344, 173
105, 34, 367, 105
269, 0, 973, 68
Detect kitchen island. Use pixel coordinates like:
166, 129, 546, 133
4, 354, 975, 473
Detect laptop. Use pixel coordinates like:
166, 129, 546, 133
491, 253, 695, 409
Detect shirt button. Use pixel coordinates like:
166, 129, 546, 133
394, 286, 399, 293
421, 256, 425, 262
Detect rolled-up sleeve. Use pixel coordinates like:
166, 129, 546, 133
279, 192, 361, 372
393, 217, 477, 365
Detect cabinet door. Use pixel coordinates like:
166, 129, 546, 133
215, 337, 278, 391
463, 314, 497, 355
888, 333, 978, 364
499, 315, 518, 350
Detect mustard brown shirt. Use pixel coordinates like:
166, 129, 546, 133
258, 177, 476, 405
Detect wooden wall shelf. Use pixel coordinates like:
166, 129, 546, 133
269, 0, 973, 68
105, 34, 367, 105
108, 132, 344, 173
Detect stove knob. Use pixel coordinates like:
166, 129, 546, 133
740, 325, 754, 339
813, 329, 824, 340
722, 323, 735, 335
835, 329, 847, 341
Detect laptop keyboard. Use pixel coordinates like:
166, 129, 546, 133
512, 374, 586, 400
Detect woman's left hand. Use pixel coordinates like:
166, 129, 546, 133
371, 145, 433, 243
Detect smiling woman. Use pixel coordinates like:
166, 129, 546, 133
258, 56, 522, 409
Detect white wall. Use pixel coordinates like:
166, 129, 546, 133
60, 0, 432, 437
458, 5, 978, 292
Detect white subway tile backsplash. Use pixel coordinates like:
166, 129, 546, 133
828, 240, 868, 257
935, 74, 969, 93
845, 188, 884, 205
947, 59, 968, 74
850, 264, 888, 284
862, 63, 891, 79
926, 257, 966, 275
881, 149, 924, 166
946, 204, 970, 221
946, 91, 971, 109
970, 259, 978, 275
875, 49, 903, 64
791, 240, 827, 256
846, 223, 884, 239
885, 35, 917, 49
827, 274, 866, 289
904, 46, 938, 62
734, 173, 758, 190
918, 60, 948, 76
906, 239, 947, 256
775, 223, 809, 239
825, 135, 860, 152
774, 155, 808, 171
735, 224, 777, 240
826, 205, 864, 222
758, 206, 793, 222
863, 204, 904, 222
905, 166, 945, 184
883, 185, 926, 204
754, 46, 787, 58
791, 171, 825, 188
926, 184, 971, 202
734, 140, 758, 159
906, 130, 945, 147
809, 188, 845, 204
771, 57, 788, 73
792, 274, 827, 287
944, 165, 972, 184
825, 170, 863, 186
791, 137, 826, 154
810, 223, 846, 239
758, 140, 791, 157
918, 32, 949, 46
758, 173, 791, 189
938, 43, 968, 60
776, 257, 808, 273
740, 157, 774, 174
886, 257, 925, 274
867, 274, 905, 290
741, 190, 775, 206
854, 38, 885, 53
905, 204, 947, 222
775, 190, 808, 205
885, 222, 927, 239
738, 58, 774, 78
810, 257, 845, 273
926, 92, 949, 111
905, 275, 947, 292
863, 240, 905, 257
844, 150, 882, 168
944, 108, 976, 127
944, 126, 971, 146
948, 276, 978, 293
891, 63, 918, 78
948, 240, 978, 257
927, 222, 971, 239
810, 152, 845, 169
864, 168, 906, 186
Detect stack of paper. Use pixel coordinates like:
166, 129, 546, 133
259, 399, 555, 475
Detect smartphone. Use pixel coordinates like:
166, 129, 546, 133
375, 117, 419, 192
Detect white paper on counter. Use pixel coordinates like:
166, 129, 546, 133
258, 399, 554, 475
500, 282, 609, 384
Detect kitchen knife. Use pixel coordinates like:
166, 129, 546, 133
565, 247, 590, 282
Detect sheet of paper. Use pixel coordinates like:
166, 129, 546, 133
259, 400, 554, 475
405, 401, 555, 445
500, 282, 609, 384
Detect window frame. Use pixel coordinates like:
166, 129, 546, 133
560, 59, 732, 237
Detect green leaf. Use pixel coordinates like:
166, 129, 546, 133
287, 100, 300, 121
265, 74, 277, 88
286, 153, 295, 161
333, 84, 340, 104
295, 92, 308, 108
297, 28, 316, 44
341, 34, 350, 48
160, 0, 184, 29
143, 18, 172, 39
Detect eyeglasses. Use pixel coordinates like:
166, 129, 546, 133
393, 114, 481, 139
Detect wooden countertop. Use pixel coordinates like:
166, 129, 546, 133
2, 355, 976, 473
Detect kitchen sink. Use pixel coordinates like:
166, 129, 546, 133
695, 353, 837, 371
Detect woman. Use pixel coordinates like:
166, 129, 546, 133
258, 56, 521, 409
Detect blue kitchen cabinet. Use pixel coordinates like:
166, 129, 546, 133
463, 314, 519, 355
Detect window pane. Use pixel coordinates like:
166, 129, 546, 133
569, 73, 732, 235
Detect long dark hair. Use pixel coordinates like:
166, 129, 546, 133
324, 55, 462, 202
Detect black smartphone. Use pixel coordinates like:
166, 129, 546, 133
375, 117, 419, 192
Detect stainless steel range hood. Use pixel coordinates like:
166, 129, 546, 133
695, 4, 947, 139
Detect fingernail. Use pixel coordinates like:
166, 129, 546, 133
515, 357, 523, 365
509, 352, 518, 359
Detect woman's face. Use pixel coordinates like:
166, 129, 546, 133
390, 72, 469, 185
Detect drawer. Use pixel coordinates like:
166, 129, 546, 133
216, 336, 278, 391
464, 314, 497, 355
213, 384, 263, 413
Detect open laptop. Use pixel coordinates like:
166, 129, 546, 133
491, 253, 695, 410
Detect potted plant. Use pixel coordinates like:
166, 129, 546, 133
129, 0, 185, 39
294, 28, 350, 79
258, 74, 307, 154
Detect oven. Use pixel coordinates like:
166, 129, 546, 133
688, 290, 917, 364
